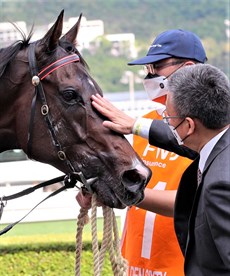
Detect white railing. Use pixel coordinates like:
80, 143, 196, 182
0, 185, 127, 230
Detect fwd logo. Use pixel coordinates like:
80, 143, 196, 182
142, 144, 179, 161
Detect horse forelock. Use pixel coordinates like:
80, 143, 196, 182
29, 39, 89, 76
0, 21, 89, 79
59, 40, 89, 69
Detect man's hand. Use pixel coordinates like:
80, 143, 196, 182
91, 94, 136, 134
76, 190, 104, 209
76, 191, 92, 209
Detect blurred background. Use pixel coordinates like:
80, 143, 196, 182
1, 0, 229, 92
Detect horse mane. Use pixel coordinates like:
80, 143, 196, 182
0, 24, 33, 78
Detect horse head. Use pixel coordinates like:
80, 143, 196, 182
0, 10, 151, 208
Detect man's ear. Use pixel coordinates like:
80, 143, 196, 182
186, 117, 196, 134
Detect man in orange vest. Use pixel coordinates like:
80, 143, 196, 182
90, 29, 207, 275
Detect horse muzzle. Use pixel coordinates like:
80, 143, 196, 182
119, 165, 152, 206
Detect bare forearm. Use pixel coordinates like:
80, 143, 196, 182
136, 188, 176, 217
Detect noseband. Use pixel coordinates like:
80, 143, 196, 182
27, 43, 96, 192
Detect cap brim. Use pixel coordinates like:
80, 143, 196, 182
128, 54, 172, 65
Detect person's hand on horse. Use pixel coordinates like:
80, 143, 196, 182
76, 190, 104, 209
76, 190, 92, 209
91, 94, 136, 135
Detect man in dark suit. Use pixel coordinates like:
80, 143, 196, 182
89, 63, 230, 274
161, 63, 230, 275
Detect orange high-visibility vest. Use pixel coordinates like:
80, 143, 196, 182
121, 110, 192, 276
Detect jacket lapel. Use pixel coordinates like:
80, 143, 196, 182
174, 156, 199, 254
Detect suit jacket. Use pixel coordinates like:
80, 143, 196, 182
174, 128, 230, 275
148, 121, 230, 275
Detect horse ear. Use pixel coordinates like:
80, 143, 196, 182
60, 13, 82, 45
40, 10, 64, 51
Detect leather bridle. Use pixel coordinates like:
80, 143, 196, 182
27, 43, 97, 192
27, 42, 78, 167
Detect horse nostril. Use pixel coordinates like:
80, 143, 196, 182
122, 169, 146, 193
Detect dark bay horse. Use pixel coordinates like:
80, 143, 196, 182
0, 10, 151, 209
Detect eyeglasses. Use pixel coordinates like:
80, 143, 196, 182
144, 60, 184, 74
162, 110, 185, 129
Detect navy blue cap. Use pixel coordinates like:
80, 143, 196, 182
128, 29, 207, 65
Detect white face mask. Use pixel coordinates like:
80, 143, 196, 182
168, 125, 184, 145
143, 74, 168, 101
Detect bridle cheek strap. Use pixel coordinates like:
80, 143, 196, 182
27, 43, 79, 169
27, 43, 97, 194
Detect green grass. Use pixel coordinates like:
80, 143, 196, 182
1, 220, 77, 236
0, 218, 121, 244
0, 219, 122, 275
0, 250, 114, 276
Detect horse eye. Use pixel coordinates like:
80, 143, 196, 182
61, 89, 84, 106
62, 89, 77, 102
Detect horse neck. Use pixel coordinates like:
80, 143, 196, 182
0, 79, 20, 152
0, 131, 19, 152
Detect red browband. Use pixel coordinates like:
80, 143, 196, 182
38, 54, 80, 80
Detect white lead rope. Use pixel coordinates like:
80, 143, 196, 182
75, 194, 128, 275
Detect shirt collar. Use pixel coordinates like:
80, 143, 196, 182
199, 127, 229, 173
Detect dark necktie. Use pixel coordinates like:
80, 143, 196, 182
197, 168, 202, 185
